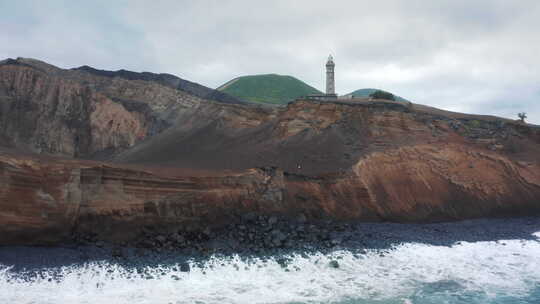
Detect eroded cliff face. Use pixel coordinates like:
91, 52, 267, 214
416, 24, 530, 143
1, 58, 540, 245
0, 63, 149, 157
0, 155, 288, 244
1, 140, 539, 245
0, 58, 273, 159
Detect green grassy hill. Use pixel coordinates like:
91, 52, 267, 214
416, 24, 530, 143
346, 88, 410, 102
217, 74, 322, 104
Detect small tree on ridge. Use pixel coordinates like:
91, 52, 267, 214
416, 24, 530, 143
518, 112, 527, 123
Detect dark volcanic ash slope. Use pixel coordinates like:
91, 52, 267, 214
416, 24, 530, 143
118, 98, 540, 175
72, 65, 245, 105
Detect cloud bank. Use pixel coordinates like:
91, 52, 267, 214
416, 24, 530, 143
1, 0, 539, 123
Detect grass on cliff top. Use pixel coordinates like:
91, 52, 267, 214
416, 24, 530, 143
217, 74, 322, 104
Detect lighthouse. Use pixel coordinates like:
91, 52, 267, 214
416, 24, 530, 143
326, 55, 336, 96
303, 55, 338, 101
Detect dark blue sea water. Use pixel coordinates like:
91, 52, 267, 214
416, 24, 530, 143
1, 219, 539, 304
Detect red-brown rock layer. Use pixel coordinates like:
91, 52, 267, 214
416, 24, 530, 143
1, 141, 539, 245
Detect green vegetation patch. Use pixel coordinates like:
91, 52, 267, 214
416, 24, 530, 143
217, 74, 322, 104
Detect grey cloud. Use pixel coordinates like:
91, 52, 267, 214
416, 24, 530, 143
1, 0, 539, 123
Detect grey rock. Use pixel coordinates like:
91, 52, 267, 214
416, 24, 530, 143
329, 260, 340, 268
268, 216, 278, 226
180, 262, 190, 272
276, 258, 288, 268
175, 234, 186, 244
331, 238, 342, 246
242, 212, 258, 222
139, 239, 153, 248
155, 235, 166, 244
272, 238, 283, 247
297, 213, 307, 223
111, 247, 123, 258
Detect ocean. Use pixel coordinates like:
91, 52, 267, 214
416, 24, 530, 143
1, 218, 539, 304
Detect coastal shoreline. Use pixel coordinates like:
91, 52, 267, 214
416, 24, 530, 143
2, 216, 539, 273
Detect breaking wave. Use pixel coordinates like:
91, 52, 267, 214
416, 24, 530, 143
1, 235, 540, 304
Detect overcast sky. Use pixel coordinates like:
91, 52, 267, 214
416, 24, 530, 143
1, 0, 539, 123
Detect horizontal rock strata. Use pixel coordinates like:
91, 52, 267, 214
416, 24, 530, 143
1, 143, 539, 245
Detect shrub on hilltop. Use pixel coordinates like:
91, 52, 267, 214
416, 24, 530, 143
369, 90, 396, 101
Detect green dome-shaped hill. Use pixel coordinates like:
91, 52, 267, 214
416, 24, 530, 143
217, 74, 322, 104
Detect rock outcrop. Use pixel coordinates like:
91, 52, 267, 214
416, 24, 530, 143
0, 58, 539, 245
1, 139, 539, 245
0, 58, 270, 159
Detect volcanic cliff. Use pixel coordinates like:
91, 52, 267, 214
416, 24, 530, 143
1, 58, 539, 245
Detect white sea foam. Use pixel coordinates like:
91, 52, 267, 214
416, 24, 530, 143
1, 235, 540, 304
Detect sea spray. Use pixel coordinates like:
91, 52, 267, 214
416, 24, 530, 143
1, 238, 540, 304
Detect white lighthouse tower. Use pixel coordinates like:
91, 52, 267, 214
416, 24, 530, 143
325, 55, 336, 97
